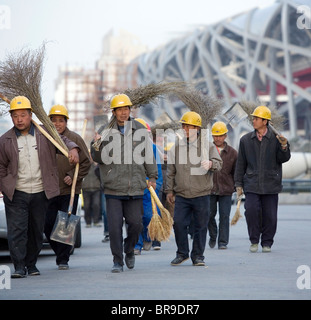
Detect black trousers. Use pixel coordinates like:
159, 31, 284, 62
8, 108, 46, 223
173, 195, 210, 262
4, 190, 48, 270
44, 194, 79, 265
106, 198, 143, 265
244, 193, 278, 247
83, 190, 101, 225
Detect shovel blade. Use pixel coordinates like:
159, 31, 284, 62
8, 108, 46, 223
223, 102, 248, 128
50, 210, 81, 246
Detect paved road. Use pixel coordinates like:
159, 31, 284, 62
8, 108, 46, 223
0, 203, 310, 301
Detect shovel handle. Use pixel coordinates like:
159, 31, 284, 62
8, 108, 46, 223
68, 163, 79, 215
68, 119, 87, 215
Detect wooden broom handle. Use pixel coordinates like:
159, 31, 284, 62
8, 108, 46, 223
68, 119, 87, 215
32, 119, 69, 157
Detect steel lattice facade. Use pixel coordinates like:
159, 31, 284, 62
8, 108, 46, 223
128, 0, 311, 149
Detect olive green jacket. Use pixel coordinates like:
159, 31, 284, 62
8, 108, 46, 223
91, 118, 158, 196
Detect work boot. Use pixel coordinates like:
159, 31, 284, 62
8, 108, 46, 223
125, 252, 135, 269
111, 263, 123, 273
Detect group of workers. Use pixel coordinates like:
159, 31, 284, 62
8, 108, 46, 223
0, 93, 290, 277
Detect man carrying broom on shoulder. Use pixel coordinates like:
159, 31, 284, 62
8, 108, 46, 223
44, 104, 91, 270
91, 94, 158, 273
0, 96, 79, 278
166, 111, 222, 267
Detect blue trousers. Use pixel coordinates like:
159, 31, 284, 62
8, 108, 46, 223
173, 195, 210, 262
244, 193, 278, 247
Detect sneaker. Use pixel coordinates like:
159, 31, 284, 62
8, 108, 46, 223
209, 239, 216, 248
218, 245, 227, 250
152, 241, 161, 250
134, 249, 141, 255
249, 243, 258, 253
93, 222, 102, 227
143, 241, 152, 251
170, 255, 189, 266
262, 246, 271, 253
102, 235, 110, 242
125, 252, 135, 269
192, 258, 205, 266
11, 268, 26, 278
111, 263, 123, 273
58, 263, 69, 270
27, 266, 40, 276
85, 224, 92, 228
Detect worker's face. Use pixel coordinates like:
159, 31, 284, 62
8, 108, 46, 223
11, 109, 32, 135
252, 116, 267, 130
113, 106, 131, 126
182, 123, 199, 141
50, 115, 67, 134
213, 134, 227, 148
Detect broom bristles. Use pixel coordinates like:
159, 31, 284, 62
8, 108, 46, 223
0, 44, 68, 152
230, 200, 243, 226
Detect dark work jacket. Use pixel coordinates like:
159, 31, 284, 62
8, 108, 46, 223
234, 126, 291, 194
211, 142, 237, 195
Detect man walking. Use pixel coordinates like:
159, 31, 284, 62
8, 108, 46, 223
91, 94, 158, 273
0, 96, 79, 278
44, 104, 91, 270
166, 111, 222, 266
234, 106, 291, 253
208, 121, 237, 250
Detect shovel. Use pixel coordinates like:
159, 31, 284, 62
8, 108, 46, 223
50, 119, 87, 246
223, 102, 281, 136
50, 163, 81, 245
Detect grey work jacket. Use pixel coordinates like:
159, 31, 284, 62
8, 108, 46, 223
91, 118, 158, 197
166, 135, 223, 198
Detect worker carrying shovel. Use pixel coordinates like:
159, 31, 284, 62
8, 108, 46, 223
44, 104, 91, 270
0, 96, 80, 278
234, 106, 291, 253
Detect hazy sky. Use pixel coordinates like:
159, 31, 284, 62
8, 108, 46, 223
0, 0, 276, 110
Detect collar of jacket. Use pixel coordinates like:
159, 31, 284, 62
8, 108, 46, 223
14, 122, 35, 137
251, 126, 273, 140
180, 133, 201, 146
112, 116, 144, 136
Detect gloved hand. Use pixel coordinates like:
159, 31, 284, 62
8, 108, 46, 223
236, 187, 243, 199
276, 134, 288, 146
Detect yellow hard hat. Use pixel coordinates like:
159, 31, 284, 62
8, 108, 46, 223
212, 121, 228, 136
179, 111, 202, 127
135, 118, 151, 132
9, 96, 32, 112
110, 94, 133, 109
48, 104, 69, 119
251, 106, 271, 120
